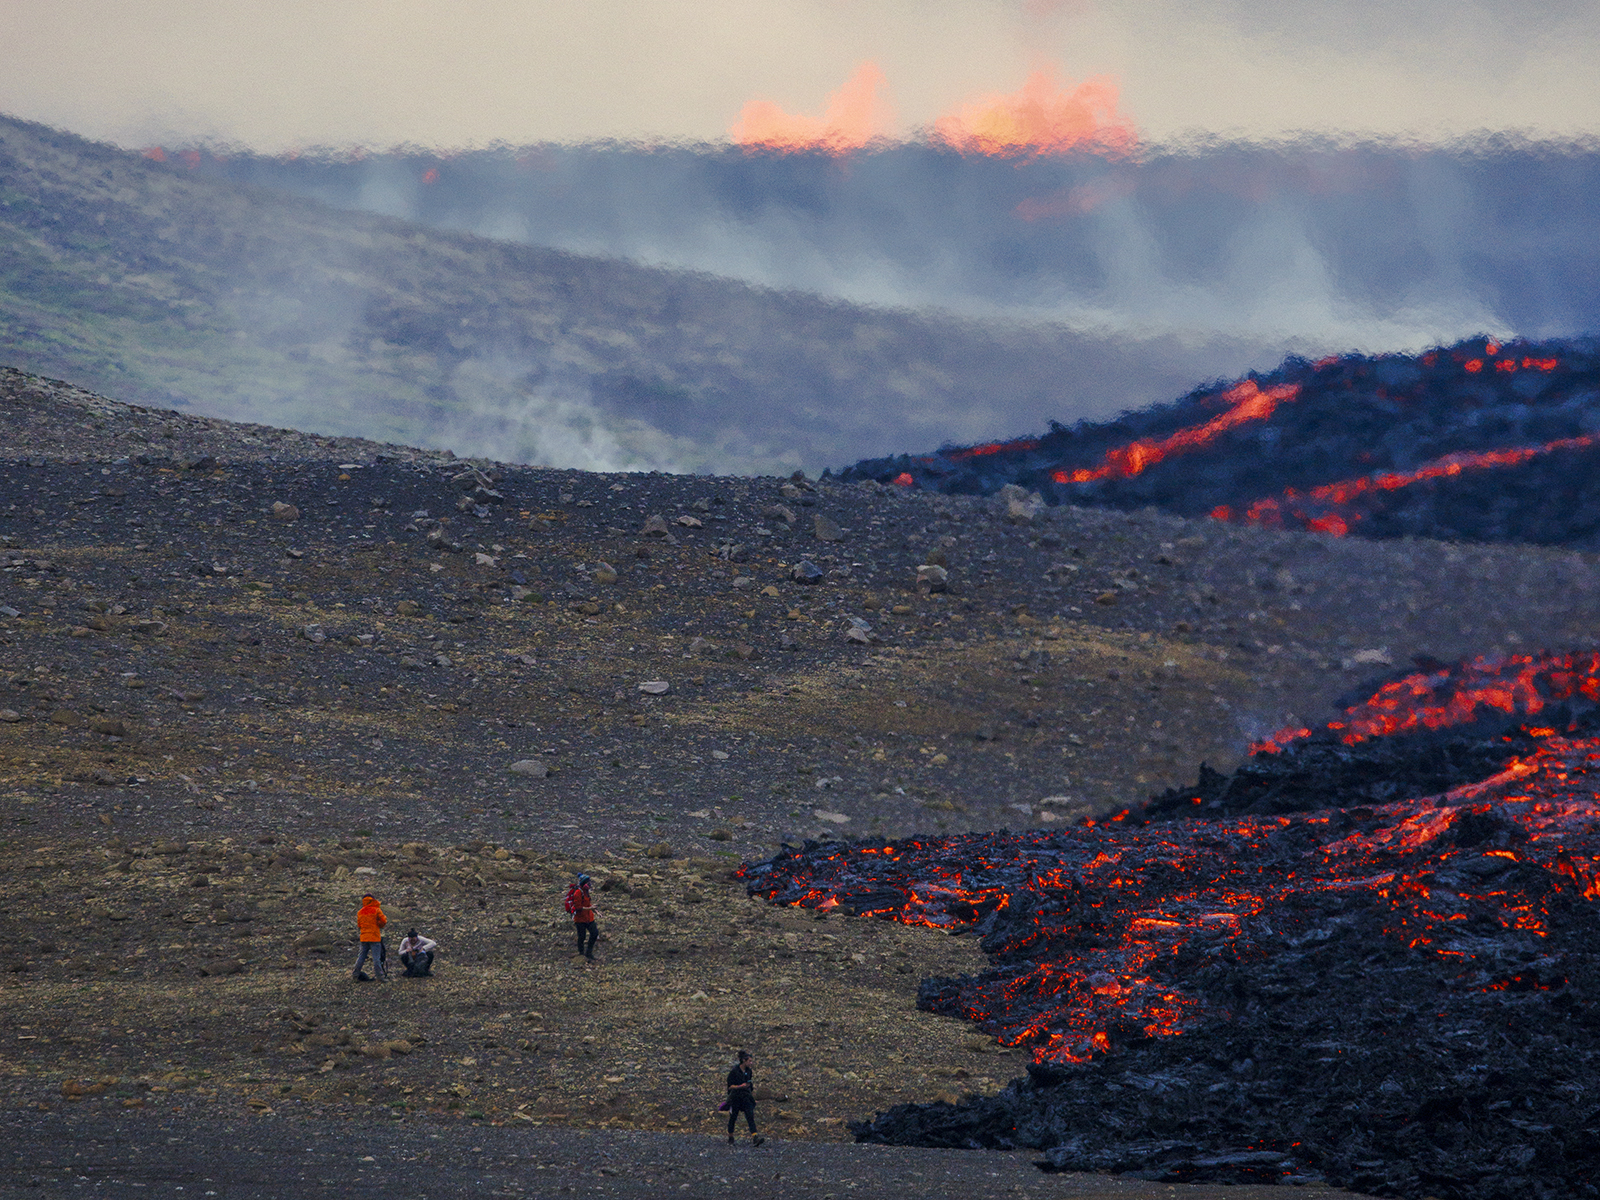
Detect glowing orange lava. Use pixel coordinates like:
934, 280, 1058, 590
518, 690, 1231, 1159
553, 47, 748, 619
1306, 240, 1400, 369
1252, 651, 1600, 755
1212, 427, 1595, 539
747, 651, 1600, 1064
944, 437, 1040, 462
1051, 380, 1301, 485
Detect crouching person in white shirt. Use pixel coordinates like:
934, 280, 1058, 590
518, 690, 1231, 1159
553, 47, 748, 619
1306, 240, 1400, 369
398, 929, 438, 977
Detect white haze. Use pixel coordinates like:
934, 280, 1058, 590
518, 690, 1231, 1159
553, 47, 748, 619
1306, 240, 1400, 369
169, 136, 1597, 474
437, 357, 692, 476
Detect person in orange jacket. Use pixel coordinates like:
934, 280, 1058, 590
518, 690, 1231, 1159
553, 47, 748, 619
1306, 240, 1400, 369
353, 893, 387, 981
564, 874, 598, 960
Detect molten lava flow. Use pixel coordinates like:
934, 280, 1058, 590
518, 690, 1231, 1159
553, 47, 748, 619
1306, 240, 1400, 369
943, 437, 1040, 462
1212, 428, 1598, 539
730, 61, 894, 153
931, 68, 1138, 158
1050, 379, 1301, 485
1254, 651, 1600, 756
746, 713, 1600, 1065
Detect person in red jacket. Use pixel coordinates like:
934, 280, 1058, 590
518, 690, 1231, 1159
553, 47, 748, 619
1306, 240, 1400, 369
353, 893, 387, 981
564, 874, 598, 960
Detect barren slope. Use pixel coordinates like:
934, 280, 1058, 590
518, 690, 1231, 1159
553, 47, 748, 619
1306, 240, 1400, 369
1, 365, 1594, 1194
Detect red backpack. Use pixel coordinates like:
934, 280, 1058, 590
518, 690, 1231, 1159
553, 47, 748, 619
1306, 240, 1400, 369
563, 884, 582, 915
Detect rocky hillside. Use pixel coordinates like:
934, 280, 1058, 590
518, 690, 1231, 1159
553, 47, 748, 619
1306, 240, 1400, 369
0, 113, 1248, 477
4, 363, 1600, 1158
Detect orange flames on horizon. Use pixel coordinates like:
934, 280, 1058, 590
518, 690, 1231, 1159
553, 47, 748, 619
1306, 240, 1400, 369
729, 61, 895, 154
730, 62, 1137, 157
931, 67, 1137, 159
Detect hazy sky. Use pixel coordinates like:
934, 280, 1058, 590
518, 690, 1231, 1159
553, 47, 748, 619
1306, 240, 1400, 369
3, 0, 1598, 151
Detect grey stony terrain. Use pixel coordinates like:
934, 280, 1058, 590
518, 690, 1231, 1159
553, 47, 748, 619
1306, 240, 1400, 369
4, 363, 1592, 1195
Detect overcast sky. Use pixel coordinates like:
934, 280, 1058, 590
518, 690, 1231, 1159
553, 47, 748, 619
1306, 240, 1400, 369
3, 0, 1598, 150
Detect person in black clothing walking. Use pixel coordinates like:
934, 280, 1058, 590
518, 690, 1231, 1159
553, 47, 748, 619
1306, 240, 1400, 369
726, 1050, 764, 1145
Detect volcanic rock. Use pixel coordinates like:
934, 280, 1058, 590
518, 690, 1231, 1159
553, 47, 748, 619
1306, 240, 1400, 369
814, 514, 844, 541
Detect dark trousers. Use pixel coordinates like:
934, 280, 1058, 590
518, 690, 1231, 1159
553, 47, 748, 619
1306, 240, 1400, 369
353, 940, 385, 979
401, 950, 434, 977
728, 1094, 756, 1136
575, 921, 598, 958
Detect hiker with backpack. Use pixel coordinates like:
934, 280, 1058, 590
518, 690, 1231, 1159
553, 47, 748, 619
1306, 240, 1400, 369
564, 873, 599, 960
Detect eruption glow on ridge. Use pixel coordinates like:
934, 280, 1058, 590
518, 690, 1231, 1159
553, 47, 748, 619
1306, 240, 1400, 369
729, 61, 894, 153
730, 63, 1137, 156
931, 67, 1137, 158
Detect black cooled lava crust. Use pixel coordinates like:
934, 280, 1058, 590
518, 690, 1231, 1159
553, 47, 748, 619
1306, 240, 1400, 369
834, 337, 1600, 548
805, 708, 1600, 1200
858, 883, 1600, 1200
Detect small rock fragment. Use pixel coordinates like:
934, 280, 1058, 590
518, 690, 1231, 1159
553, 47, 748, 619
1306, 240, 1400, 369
791, 560, 824, 585
508, 759, 550, 779
638, 680, 670, 695
813, 514, 843, 541
998, 483, 1043, 524
270, 501, 299, 522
